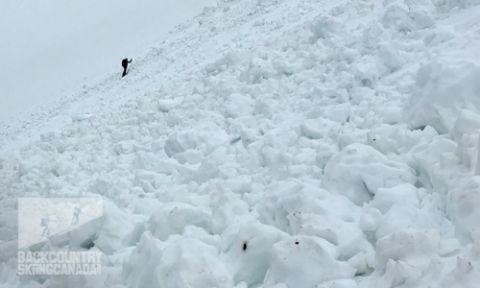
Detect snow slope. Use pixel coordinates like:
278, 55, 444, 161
2, 0, 480, 287
0, 0, 215, 128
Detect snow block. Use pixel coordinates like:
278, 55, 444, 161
382, 0, 435, 31
450, 111, 480, 172
370, 183, 419, 214
223, 93, 255, 118
410, 137, 457, 191
288, 213, 375, 270
255, 181, 333, 232
405, 61, 480, 134
124, 232, 165, 288
164, 123, 229, 161
264, 236, 356, 287
440, 251, 480, 288
452, 109, 480, 141
432, 0, 480, 12
148, 202, 212, 241
156, 238, 233, 288
324, 143, 416, 205
447, 176, 480, 242
223, 222, 288, 286
95, 201, 144, 254
125, 233, 233, 288
374, 198, 442, 240
309, 14, 343, 42
164, 131, 198, 157
300, 117, 340, 140
376, 229, 440, 274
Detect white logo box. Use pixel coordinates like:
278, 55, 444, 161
18, 197, 103, 249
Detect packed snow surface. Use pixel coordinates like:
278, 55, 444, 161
2, 0, 480, 287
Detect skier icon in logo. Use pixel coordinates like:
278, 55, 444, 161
41, 215, 51, 238
71, 205, 82, 227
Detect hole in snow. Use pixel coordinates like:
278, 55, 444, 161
80, 238, 96, 250
230, 136, 241, 145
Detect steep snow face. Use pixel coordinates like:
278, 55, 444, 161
0, 0, 215, 126
2, 0, 480, 287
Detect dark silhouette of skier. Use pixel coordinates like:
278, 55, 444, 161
122, 58, 133, 77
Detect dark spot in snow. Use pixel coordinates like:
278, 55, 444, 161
295, 241, 299, 245
355, 271, 366, 277
230, 136, 241, 145
242, 241, 248, 251
80, 238, 96, 250
51, 169, 60, 177
361, 78, 372, 87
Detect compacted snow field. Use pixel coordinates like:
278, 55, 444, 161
2, 0, 480, 287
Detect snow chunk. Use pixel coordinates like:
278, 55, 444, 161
300, 117, 340, 140
95, 201, 144, 254
411, 137, 457, 190
405, 61, 480, 134
382, 0, 435, 31
432, 0, 480, 13
164, 122, 229, 162
164, 131, 198, 157
448, 176, 480, 242
264, 237, 356, 287
309, 14, 343, 42
451, 110, 480, 171
157, 238, 233, 288
148, 202, 211, 241
158, 98, 183, 113
324, 143, 416, 205
440, 251, 480, 288
452, 109, 480, 141
317, 279, 358, 288
223, 222, 288, 286
223, 93, 255, 118
71, 112, 93, 122
376, 229, 441, 273
371, 183, 419, 214
288, 213, 375, 273
255, 181, 332, 232
125, 233, 233, 288
124, 232, 165, 288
